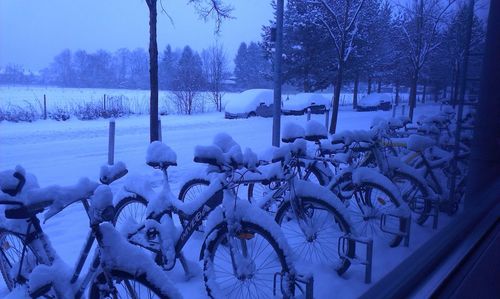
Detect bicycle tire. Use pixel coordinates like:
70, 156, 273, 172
89, 269, 174, 299
247, 164, 326, 209
178, 178, 210, 203
352, 182, 406, 247
113, 196, 148, 231
203, 221, 294, 299
178, 178, 210, 230
391, 170, 432, 225
275, 196, 355, 275
0, 230, 39, 291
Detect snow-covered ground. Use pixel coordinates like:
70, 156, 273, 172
0, 102, 450, 298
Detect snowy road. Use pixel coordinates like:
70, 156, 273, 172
0, 104, 449, 298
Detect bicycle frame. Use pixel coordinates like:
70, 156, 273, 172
1, 199, 112, 298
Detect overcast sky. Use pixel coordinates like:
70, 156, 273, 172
0, 0, 274, 72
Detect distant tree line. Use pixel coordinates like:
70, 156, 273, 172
0, 41, 274, 92
261, 0, 485, 130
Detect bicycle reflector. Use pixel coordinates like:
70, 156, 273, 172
377, 197, 387, 205
238, 232, 255, 240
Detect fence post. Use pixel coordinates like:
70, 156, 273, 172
306, 108, 311, 121
43, 94, 47, 120
401, 104, 406, 116
158, 119, 162, 142
392, 104, 397, 118
108, 120, 115, 165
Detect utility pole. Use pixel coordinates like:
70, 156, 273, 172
272, 0, 284, 147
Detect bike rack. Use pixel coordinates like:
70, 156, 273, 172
338, 235, 374, 284
380, 213, 412, 247
273, 272, 314, 299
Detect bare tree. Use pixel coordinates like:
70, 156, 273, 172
395, 0, 456, 120
144, 0, 232, 141
309, 0, 366, 134
202, 43, 229, 112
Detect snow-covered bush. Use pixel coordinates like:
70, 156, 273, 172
0, 102, 39, 122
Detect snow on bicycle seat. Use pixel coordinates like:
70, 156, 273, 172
194, 145, 226, 167
407, 134, 435, 152
146, 141, 177, 169
388, 117, 404, 130
304, 120, 328, 142
5, 178, 99, 221
282, 122, 305, 143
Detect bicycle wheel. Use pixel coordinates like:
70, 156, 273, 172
178, 178, 210, 204
392, 171, 432, 225
89, 269, 174, 299
275, 196, 354, 275
0, 230, 38, 290
178, 178, 210, 230
351, 182, 406, 247
113, 196, 148, 232
203, 221, 294, 299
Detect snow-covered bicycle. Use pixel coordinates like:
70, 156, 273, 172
0, 166, 178, 298
114, 141, 296, 298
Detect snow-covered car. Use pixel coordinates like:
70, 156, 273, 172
282, 93, 331, 115
224, 89, 276, 119
356, 93, 392, 111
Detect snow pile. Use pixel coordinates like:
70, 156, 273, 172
28, 258, 73, 298
98, 222, 182, 299
243, 148, 259, 170
99, 161, 127, 184
407, 134, 435, 152
146, 141, 177, 166
282, 122, 305, 142
194, 145, 225, 166
212, 132, 238, 153
305, 120, 327, 139
10, 178, 100, 221
89, 185, 114, 223
225, 89, 274, 114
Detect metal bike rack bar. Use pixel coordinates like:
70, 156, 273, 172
380, 213, 412, 247
339, 235, 374, 283
273, 272, 314, 299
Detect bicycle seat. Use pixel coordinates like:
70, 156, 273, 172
194, 145, 225, 167
146, 141, 178, 169
0, 168, 26, 196
282, 122, 305, 143
4, 200, 52, 219
407, 134, 435, 152
305, 120, 328, 142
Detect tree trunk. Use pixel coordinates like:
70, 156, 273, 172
353, 72, 359, 109
409, 71, 418, 121
330, 66, 343, 134
452, 64, 460, 107
395, 81, 400, 106
147, 0, 159, 142
377, 80, 381, 93
367, 77, 372, 94
422, 82, 427, 103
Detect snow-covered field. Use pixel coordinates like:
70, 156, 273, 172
0, 99, 449, 298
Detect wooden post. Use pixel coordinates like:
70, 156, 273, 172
108, 120, 115, 165
402, 105, 406, 116
392, 104, 397, 118
158, 119, 162, 142
43, 94, 47, 120
306, 108, 311, 121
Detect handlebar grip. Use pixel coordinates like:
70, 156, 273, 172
2, 172, 26, 197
